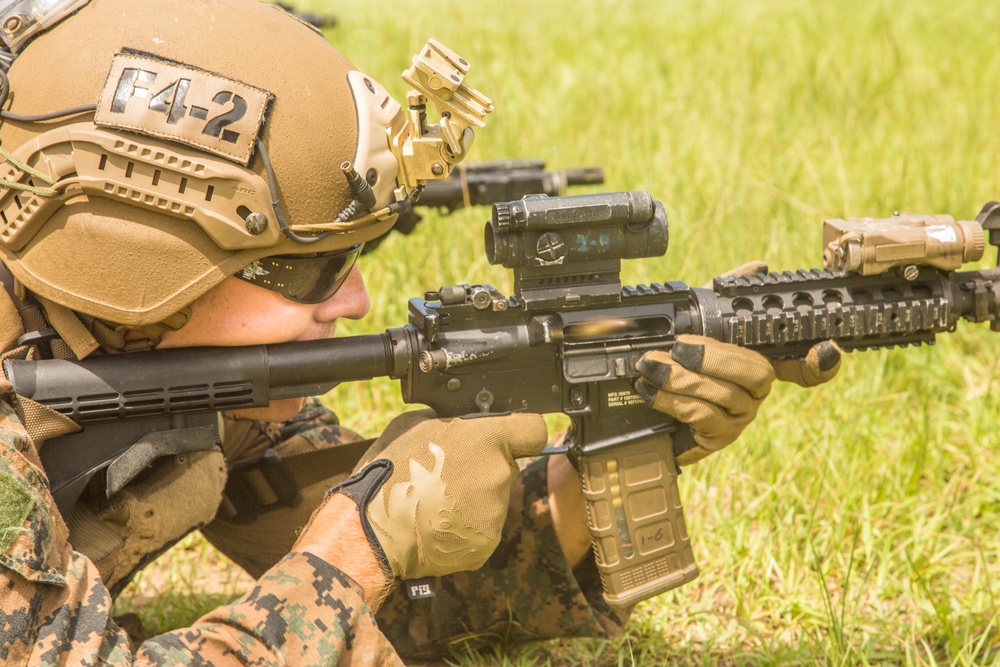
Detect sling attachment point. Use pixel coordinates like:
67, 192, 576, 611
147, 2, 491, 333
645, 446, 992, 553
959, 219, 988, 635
16, 327, 59, 359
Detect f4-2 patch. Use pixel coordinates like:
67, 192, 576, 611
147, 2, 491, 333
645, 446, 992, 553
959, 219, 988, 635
95, 50, 274, 167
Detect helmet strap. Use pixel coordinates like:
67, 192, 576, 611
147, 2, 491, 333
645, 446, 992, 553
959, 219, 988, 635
35, 295, 101, 358
135, 308, 192, 349
72, 306, 192, 354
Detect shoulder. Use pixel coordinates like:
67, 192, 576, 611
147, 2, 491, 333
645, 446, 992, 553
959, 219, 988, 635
0, 379, 70, 585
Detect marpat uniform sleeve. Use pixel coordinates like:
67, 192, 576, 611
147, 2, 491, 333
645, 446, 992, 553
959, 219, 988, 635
0, 380, 403, 666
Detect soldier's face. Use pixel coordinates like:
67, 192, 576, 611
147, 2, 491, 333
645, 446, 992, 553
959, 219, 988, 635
156, 264, 371, 421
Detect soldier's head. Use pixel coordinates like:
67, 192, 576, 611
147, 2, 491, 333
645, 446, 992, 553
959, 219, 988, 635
0, 0, 405, 354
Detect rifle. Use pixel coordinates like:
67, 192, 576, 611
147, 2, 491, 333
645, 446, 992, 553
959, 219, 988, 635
277, 3, 338, 29
7, 191, 1000, 607
364, 159, 605, 252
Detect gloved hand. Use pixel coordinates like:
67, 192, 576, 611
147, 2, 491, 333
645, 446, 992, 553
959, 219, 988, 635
634, 261, 843, 466
771, 340, 842, 387
635, 334, 776, 465
331, 409, 548, 580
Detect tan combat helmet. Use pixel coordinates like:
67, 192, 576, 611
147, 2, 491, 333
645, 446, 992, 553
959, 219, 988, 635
0, 0, 491, 336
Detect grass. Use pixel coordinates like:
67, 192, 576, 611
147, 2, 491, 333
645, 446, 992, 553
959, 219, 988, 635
114, 0, 1000, 664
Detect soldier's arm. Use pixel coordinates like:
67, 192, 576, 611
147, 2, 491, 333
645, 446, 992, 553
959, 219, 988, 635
0, 383, 402, 667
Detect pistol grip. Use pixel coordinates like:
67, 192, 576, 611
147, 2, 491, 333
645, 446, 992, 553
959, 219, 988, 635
577, 432, 699, 606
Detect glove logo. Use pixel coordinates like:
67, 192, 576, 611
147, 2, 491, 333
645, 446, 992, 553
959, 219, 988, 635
95, 50, 274, 166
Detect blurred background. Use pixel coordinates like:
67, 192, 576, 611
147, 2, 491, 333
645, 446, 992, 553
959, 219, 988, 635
115, 1, 1000, 664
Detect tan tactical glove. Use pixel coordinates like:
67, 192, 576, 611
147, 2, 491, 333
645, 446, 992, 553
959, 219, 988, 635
635, 335, 776, 465
331, 410, 548, 580
634, 262, 843, 465
635, 336, 842, 465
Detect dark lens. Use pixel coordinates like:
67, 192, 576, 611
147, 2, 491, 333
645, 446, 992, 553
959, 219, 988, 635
235, 244, 363, 304
285, 246, 361, 303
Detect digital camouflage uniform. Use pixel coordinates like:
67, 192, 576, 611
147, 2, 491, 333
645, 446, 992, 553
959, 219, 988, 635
0, 387, 629, 665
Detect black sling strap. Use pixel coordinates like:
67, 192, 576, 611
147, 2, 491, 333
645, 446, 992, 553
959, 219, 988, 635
217, 437, 375, 523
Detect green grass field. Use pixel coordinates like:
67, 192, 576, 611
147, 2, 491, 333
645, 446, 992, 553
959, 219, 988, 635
113, 1, 1000, 664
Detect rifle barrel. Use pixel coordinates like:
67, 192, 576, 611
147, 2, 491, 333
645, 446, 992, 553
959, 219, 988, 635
562, 166, 605, 186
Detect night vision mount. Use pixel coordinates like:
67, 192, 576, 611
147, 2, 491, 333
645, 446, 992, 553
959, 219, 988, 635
389, 39, 494, 195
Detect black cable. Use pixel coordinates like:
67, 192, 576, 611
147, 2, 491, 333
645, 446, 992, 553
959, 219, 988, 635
256, 137, 328, 244
0, 67, 96, 121
1, 104, 96, 122
388, 185, 423, 215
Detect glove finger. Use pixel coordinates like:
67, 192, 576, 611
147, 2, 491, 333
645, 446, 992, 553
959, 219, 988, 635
636, 360, 763, 419
671, 335, 775, 399
645, 391, 749, 452
635, 348, 674, 387
772, 340, 842, 387
639, 337, 777, 396
701, 260, 769, 289
357, 409, 437, 468
456, 412, 549, 459
636, 366, 760, 423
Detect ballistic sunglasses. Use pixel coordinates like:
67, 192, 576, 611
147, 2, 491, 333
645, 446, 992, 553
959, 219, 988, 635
234, 244, 363, 304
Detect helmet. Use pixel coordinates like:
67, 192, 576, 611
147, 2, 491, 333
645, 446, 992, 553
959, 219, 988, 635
0, 0, 404, 327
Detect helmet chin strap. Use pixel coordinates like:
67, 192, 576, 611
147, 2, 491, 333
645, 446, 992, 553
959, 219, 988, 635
24, 288, 193, 357
74, 307, 193, 353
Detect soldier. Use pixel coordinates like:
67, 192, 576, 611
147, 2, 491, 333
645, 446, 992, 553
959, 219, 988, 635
0, 0, 840, 664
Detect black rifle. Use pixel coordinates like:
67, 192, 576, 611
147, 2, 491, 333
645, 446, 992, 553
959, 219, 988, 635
364, 159, 604, 252
8, 192, 1000, 606
277, 3, 338, 29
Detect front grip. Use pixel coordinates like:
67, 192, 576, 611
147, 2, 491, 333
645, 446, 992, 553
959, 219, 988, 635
576, 430, 698, 606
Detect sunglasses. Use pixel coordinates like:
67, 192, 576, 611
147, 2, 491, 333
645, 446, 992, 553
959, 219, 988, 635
234, 244, 363, 304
